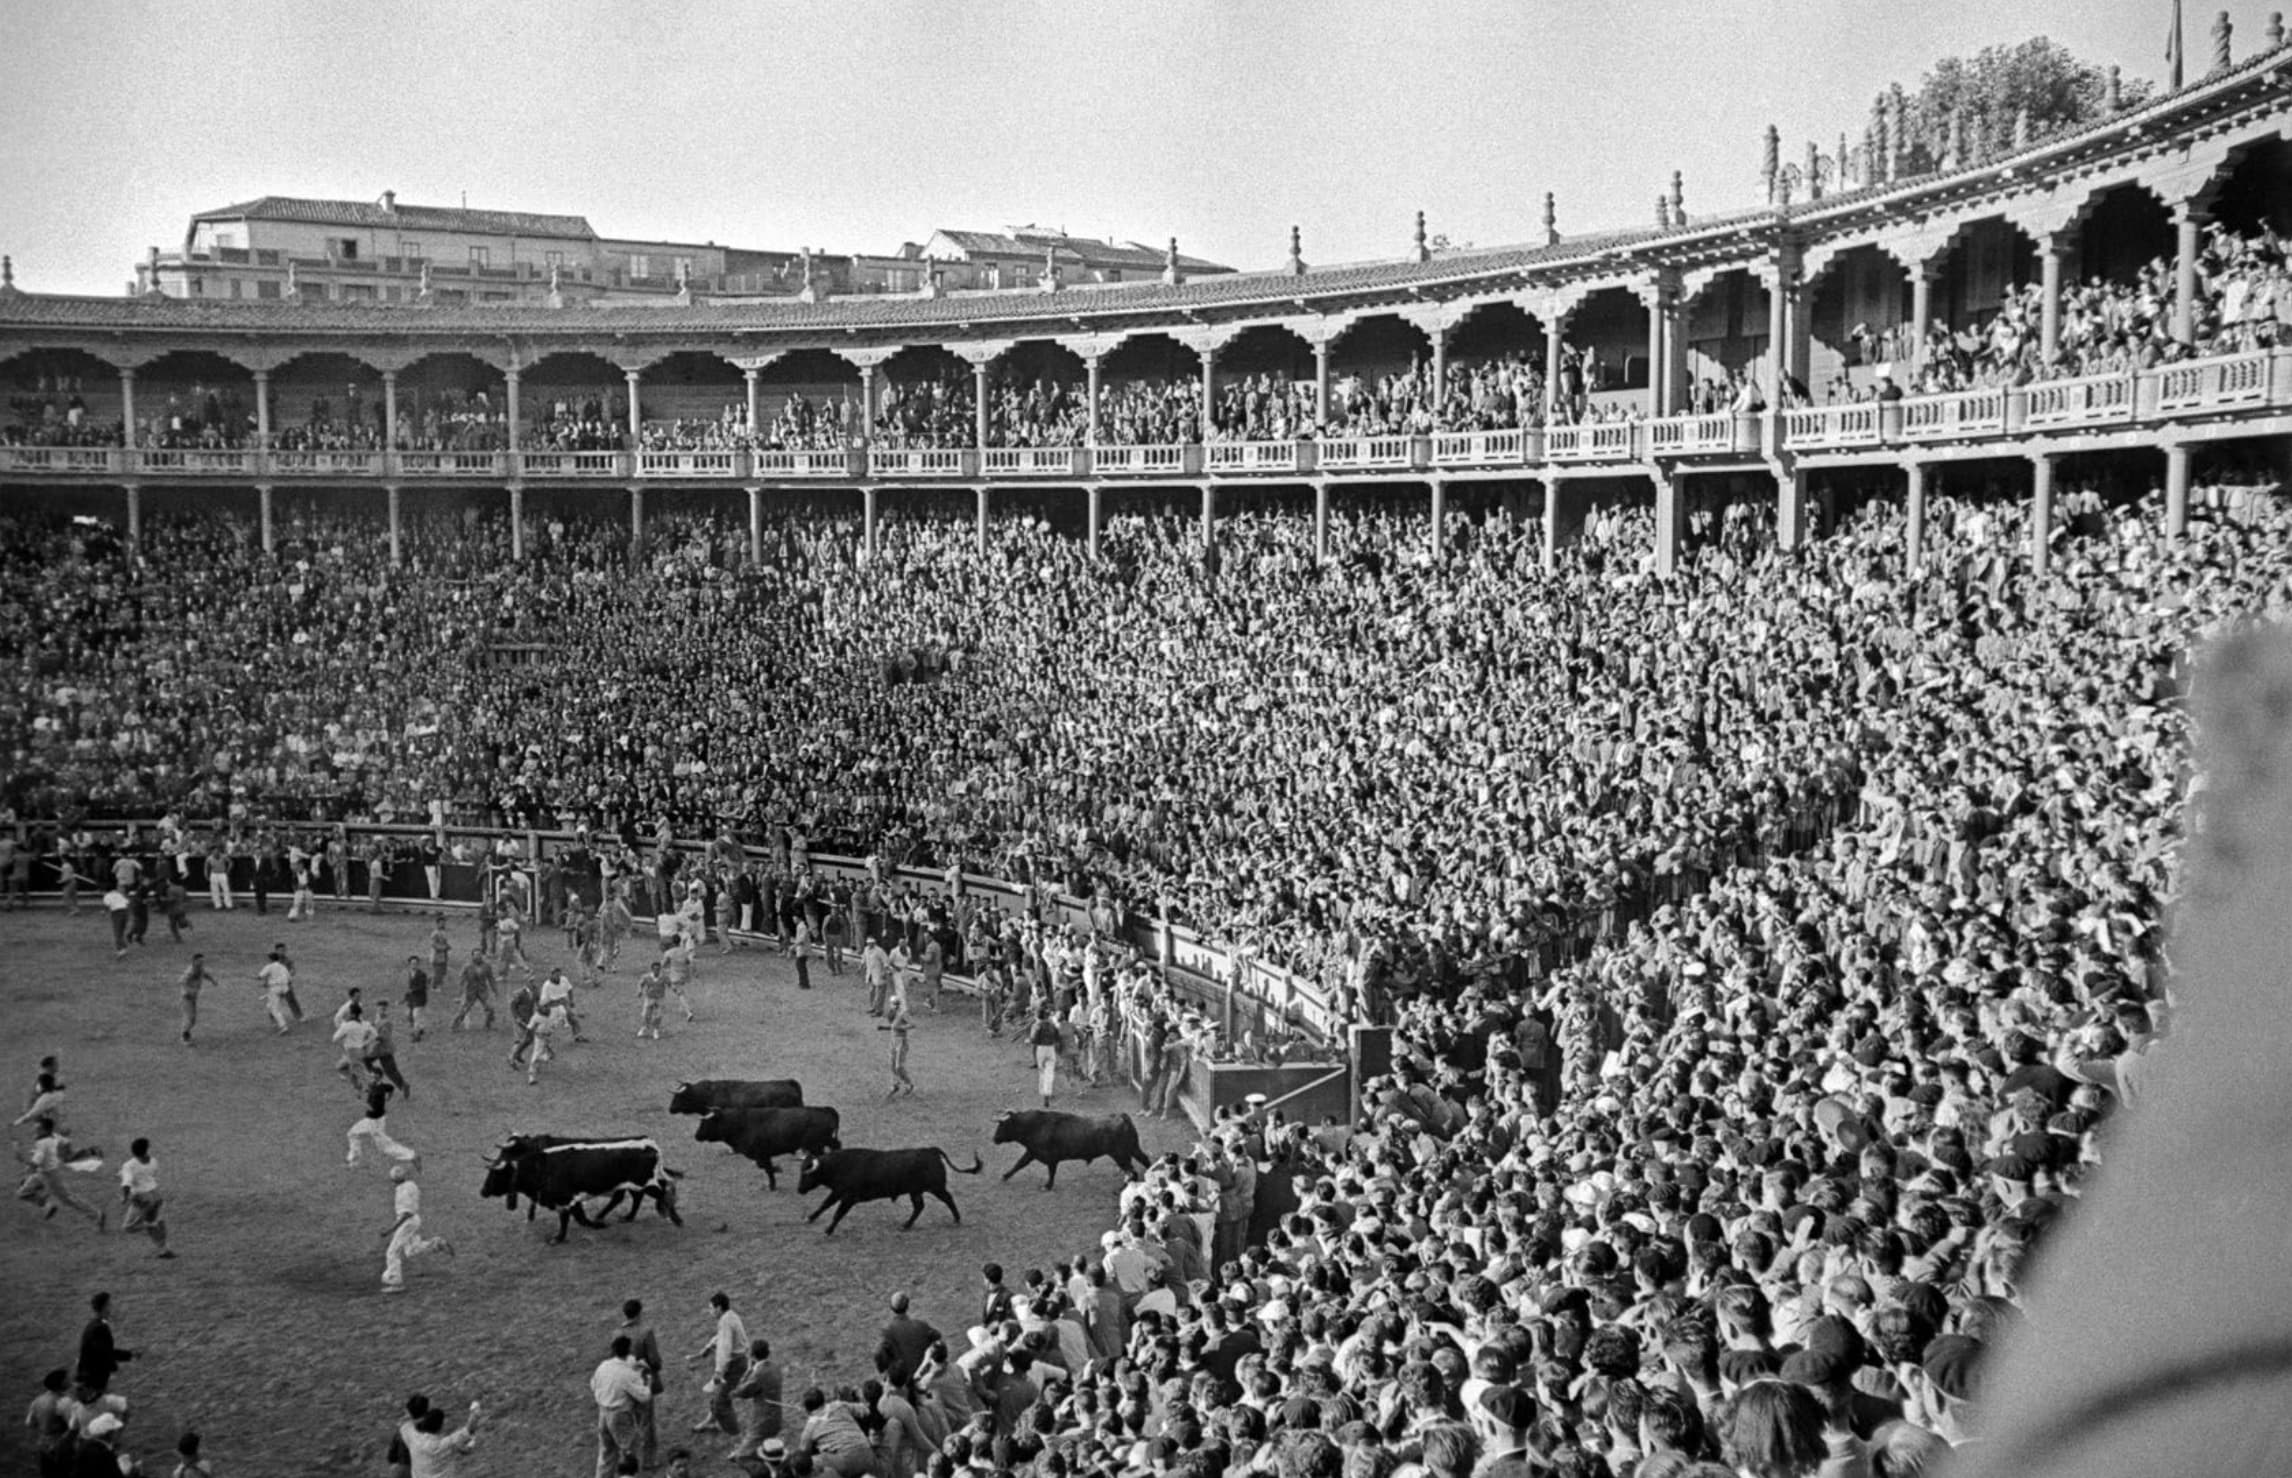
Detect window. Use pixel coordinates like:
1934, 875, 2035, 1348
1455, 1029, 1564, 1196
229, 278, 244, 299
674, 256, 692, 280
402, 240, 423, 261
629, 254, 651, 280
469, 246, 489, 268
545, 250, 564, 271
335, 237, 359, 260
342, 283, 375, 301
189, 277, 206, 297
256, 280, 281, 300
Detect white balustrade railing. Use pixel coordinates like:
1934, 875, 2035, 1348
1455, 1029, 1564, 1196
133, 447, 262, 475
868, 448, 968, 478
520, 450, 627, 479
1095, 444, 1188, 476
392, 450, 510, 478
1429, 429, 1527, 466
2020, 371, 2135, 430
0, 445, 124, 474
1644, 415, 1741, 456
636, 450, 739, 478
1206, 440, 1300, 473
2153, 350, 2273, 415
1781, 404, 1881, 450
267, 449, 387, 477
1898, 388, 2009, 443
1319, 435, 1414, 470
981, 446, 1079, 477
751, 450, 851, 478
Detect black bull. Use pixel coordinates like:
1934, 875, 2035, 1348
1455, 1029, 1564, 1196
668, 1078, 805, 1114
795, 1146, 982, 1234
992, 1109, 1148, 1189
694, 1106, 842, 1189
479, 1135, 684, 1243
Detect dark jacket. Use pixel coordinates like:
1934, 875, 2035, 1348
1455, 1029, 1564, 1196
75, 1316, 132, 1393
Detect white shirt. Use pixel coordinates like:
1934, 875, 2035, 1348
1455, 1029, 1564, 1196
119, 1156, 159, 1197
710, 1309, 749, 1372
394, 1179, 422, 1220
334, 1019, 379, 1056
538, 975, 574, 1009
259, 961, 293, 994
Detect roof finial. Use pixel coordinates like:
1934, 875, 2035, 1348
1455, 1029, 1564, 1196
1, 255, 12, 290
1286, 225, 1305, 277
1670, 170, 1686, 224
1656, 195, 1671, 230
2269, 11, 2286, 50
1163, 236, 1182, 287
1542, 193, 1558, 246
1762, 124, 1781, 203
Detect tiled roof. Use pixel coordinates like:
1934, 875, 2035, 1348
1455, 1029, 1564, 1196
192, 196, 598, 240
933, 228, 1229, 274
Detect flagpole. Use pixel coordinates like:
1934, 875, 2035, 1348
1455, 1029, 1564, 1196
2168, 0, 2185, 90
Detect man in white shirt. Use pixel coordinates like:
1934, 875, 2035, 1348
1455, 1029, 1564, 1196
257, 949, 297, 1034
333, 1005, 379, 1093
117, 1138, 172, 1258
27, 1118, 104, 1230
595, 1334, 655, 1474
381, 1164, 452, 1294
401, 1399, 482, 1478
687, 1291, 748, 1431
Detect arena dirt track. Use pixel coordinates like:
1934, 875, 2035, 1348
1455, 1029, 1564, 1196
0, 904, 1188, 1477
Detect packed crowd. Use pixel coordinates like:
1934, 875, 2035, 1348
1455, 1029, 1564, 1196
4, 461, 2288, 1473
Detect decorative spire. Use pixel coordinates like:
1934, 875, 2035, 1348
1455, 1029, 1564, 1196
1163, 236, 1182, 286
1656, 195, 1671, 230
2269, 11, 2286, 50
1947, 109, 1967, 169
2213, 9, 2234, 71
1412, 210, 1429, 263
2106, 64, 2123, 112
1285, 225, 1305, 277
2015, 106, 2032, 149
1669, 170, 1685, 224
1541, 193, 1558, 246
1, 255, 12, 291
1839, 131, 1851, 184
1762, 124, 1781, 203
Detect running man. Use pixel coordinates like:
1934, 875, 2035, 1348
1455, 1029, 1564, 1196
22, 1118, 104, 1230
661, 939, 698, 1023
117, 1138, 173, 1258
403, 957, 431, 1041
256, 948, 296, 1035
537, 968, 588, 1042
380, 1163, 452, 1292
453, 951, 498, 1031
879, 995, 916, 1099
332, 1004, 378, 1096
1030, 1007, 1062, 1108
366, 1001, 413, 1101
347, 1075, 418, 1170
506, 976, 539, 1070
178, 954, 216, 1045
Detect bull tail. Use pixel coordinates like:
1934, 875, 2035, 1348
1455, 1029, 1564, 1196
940, 1149, 984, 1176
659, 1166, 686, 1179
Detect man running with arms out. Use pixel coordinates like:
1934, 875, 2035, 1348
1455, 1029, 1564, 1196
380, 1163, 452, 1294
117, 1138, 172, 1258
178, 954, 215, 1046
347, 1075, 419, 1171
22, 1118, 105, 1231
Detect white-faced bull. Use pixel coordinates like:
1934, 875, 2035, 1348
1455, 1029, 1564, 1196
794, 1146, 982, 1235
478, 1134, 685, 1243
992, 1110, 1148, 1189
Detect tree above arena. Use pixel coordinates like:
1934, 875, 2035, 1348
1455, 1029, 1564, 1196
1882, 37, 2158, 170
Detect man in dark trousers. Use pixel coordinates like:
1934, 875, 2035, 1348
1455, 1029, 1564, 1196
875, 1291, 940, 1388
75, 1291, 135, 1395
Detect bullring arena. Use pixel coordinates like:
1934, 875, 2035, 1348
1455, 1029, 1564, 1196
7, 7, 2292, 1478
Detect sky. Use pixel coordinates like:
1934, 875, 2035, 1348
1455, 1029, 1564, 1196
0, 0, 2180, 298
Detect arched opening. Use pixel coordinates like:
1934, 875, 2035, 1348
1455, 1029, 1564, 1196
1324, 315, 1435, 435
520, 351, 625, 451
2074, 183, 2172, 286
637, 350, 744, 447
269, 351, 388, 451
754, 349, 861, 451
1559, 287, 1653, 420
988, 341, 1086, 447
873, 344, 971, 449
1447, 300, 1547, 429
2208, 135, 2292, 237
1212, 325, 1314, 439
1804, 245, 1910, 400
139, 350, 258, 448
1098, 334, 1203, 446
1678, 270, 1774, 412
1929, 218, 2038, 336
398, 351, 513, 451
2, 347, 125, 446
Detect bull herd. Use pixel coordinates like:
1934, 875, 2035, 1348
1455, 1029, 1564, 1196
477, 1078, 1152, 1242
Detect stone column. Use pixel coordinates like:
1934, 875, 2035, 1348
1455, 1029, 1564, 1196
1314, 343, 1333, 429
2165, 442, 2192, 540
2029, 453, 2055, 578
1313, 480, 1331, 563
1777, 466, 1809, 551
1085, 355, 1103, 448
124, 483, 141, 549
256, 483, 274, 553
1429, 478, 1446, 561
1665, 293, 1690, 416
1764, 267, 1789, 428
1199, 348, 1216, 444
1429, 329, 1448, 416
1540, 477, 1559, 571
1653, 468, 1685, 576
382, 371, 399, 454
1910, 266, 1936, 365
1904, 462, 1927, 568
859, 366, 878, 432
628, 485, 645, 562
387, 484, 403, 567
252, 370, 271, 447
744, 368, 761, 438
1085, 484, 1103, 561
1199, 482, 1216, 552
2039, 233, 2070, 366
975, 485, 990, 554
862, 486, 879, 560
2173, 204, 2208, 344
508, 484, 525, 560
623, 368, 642, 447
118, 367, 138, 449
1645, 290, 1665, 416
1543, 314, 1565, 423
973, 361, 990, 451
504, 368, 522, 454
747, 484, 765, 565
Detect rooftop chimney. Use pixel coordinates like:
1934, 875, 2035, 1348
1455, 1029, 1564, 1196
381, 190, 397, 213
